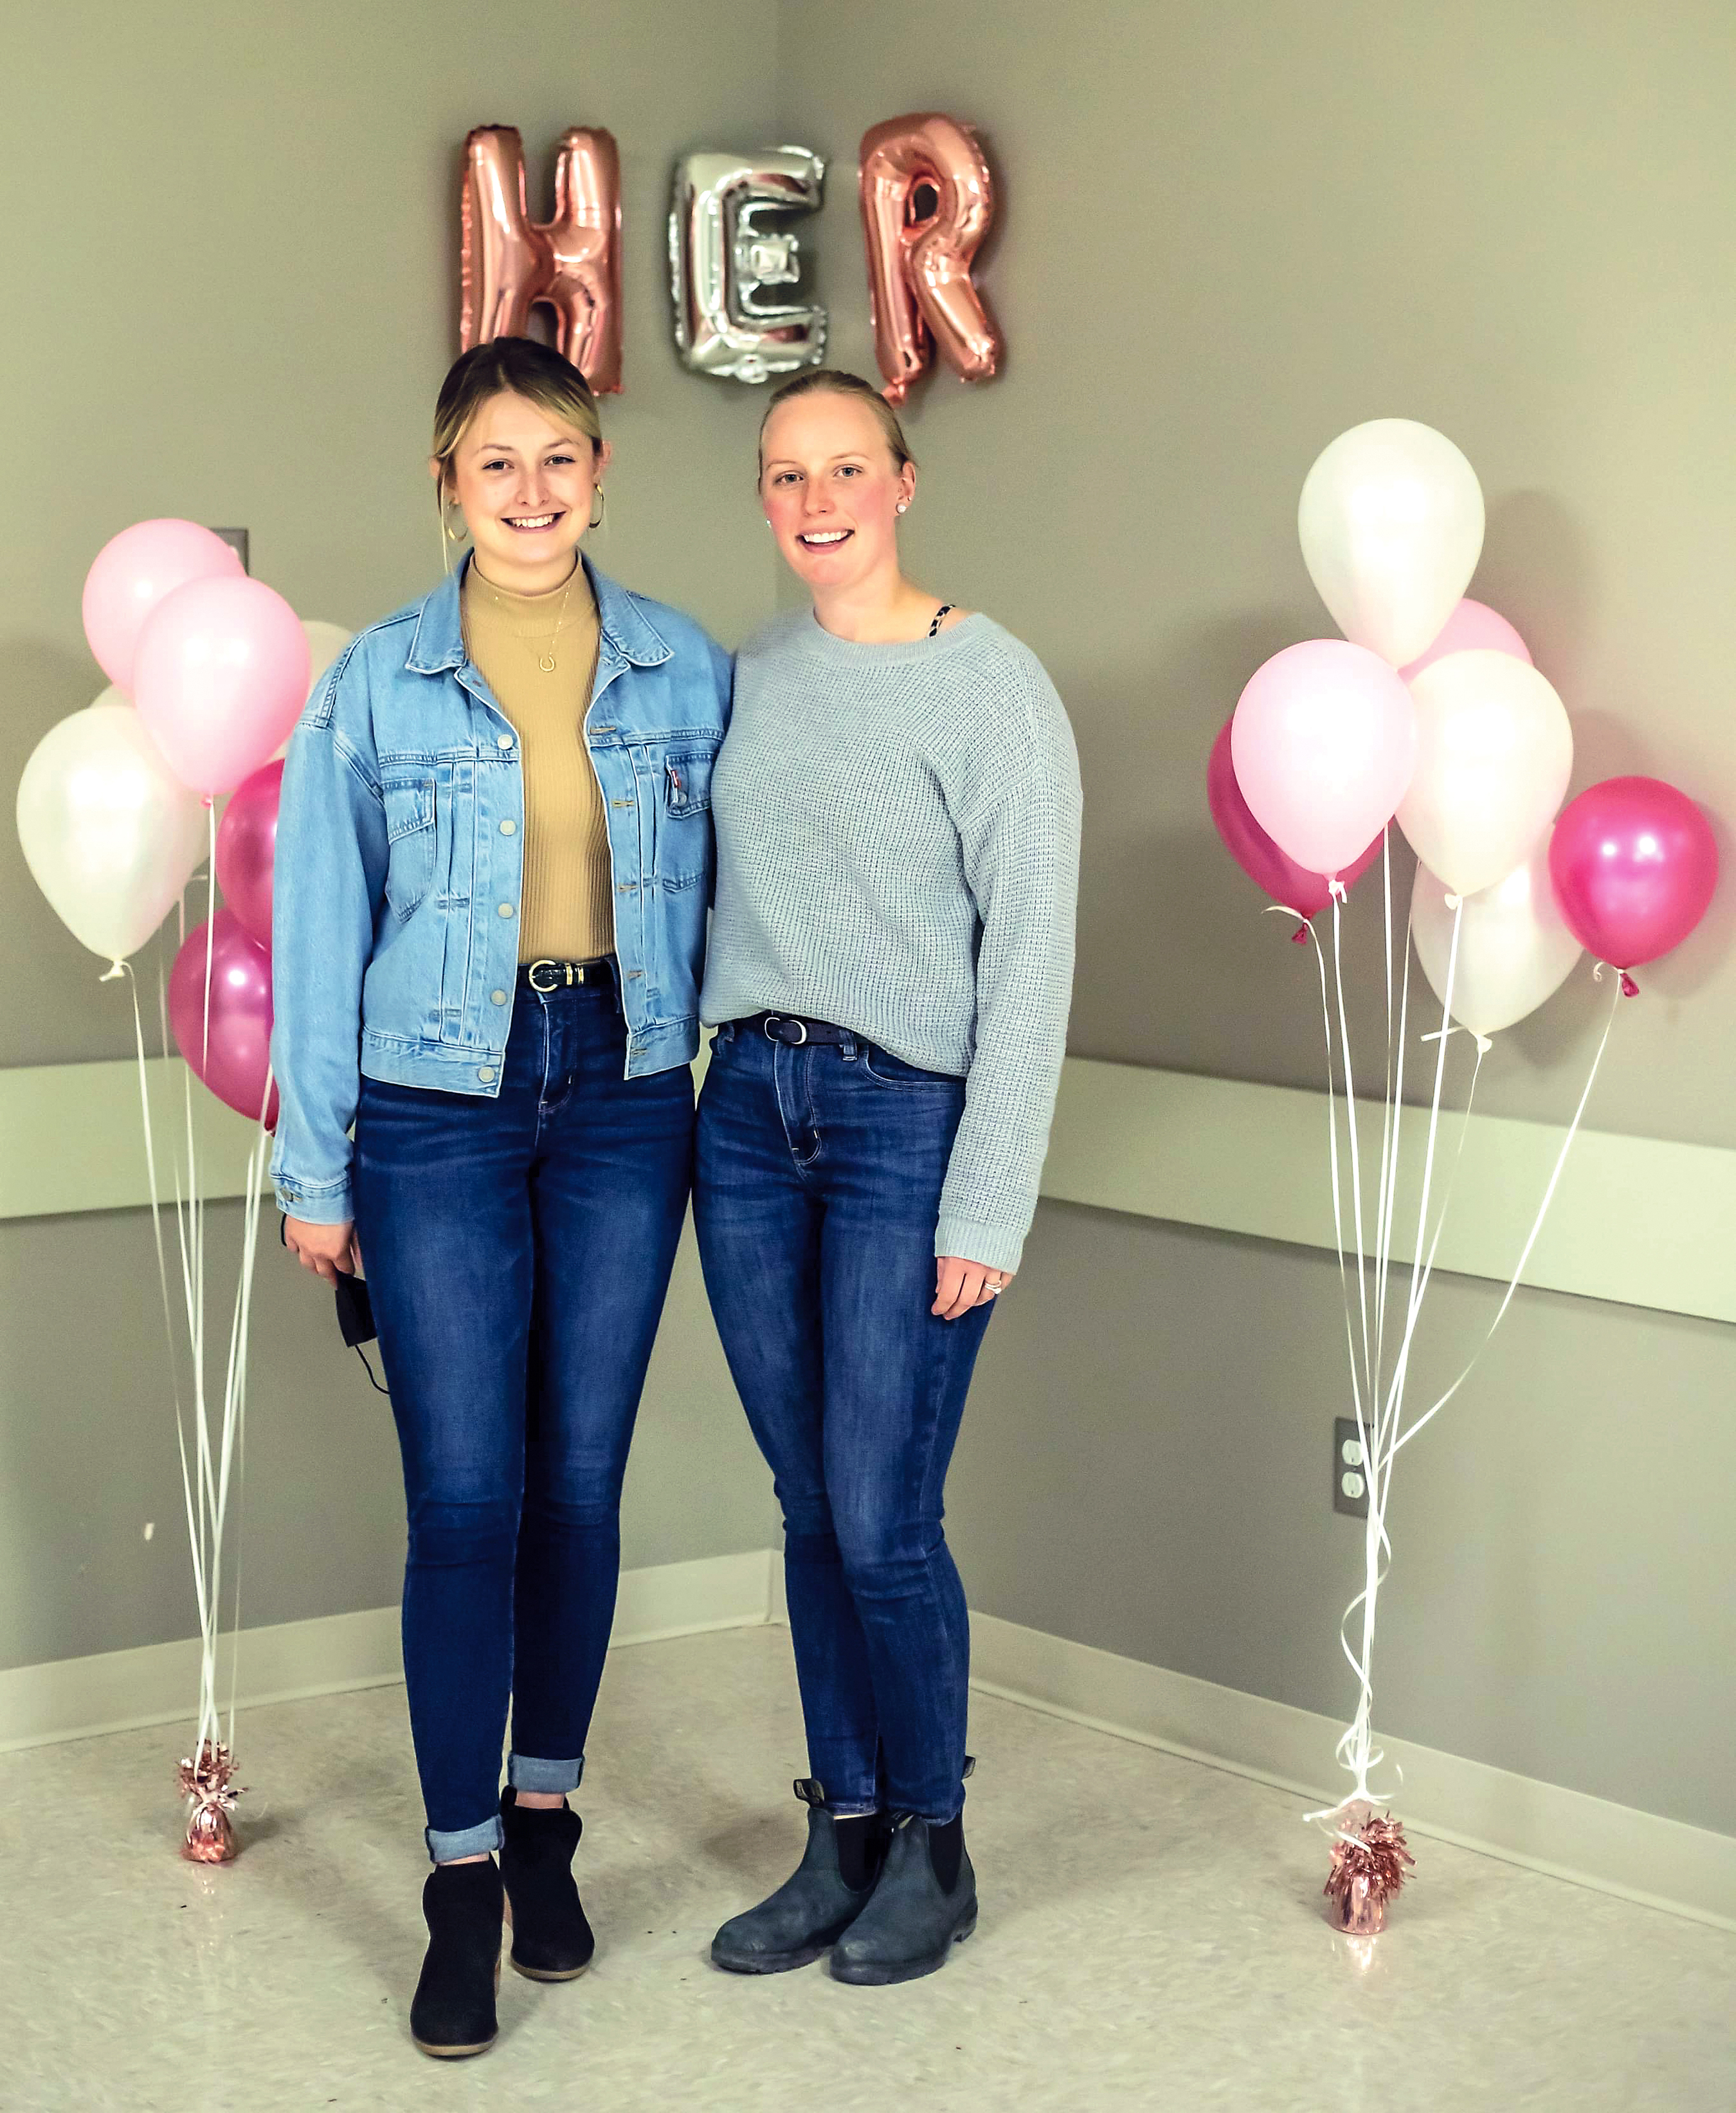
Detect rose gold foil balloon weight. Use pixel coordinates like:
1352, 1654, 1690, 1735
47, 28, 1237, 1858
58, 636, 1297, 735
178, 1741, 245, 1865
1323, 1802, 1414, 1934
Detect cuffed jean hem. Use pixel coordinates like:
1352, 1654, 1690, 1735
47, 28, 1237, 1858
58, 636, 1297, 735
824, 1798, 879, 1818
508, 1752, 585, 1796
426, 1815, 503, 1864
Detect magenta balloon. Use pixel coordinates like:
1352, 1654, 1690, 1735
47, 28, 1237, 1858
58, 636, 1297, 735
215, 761, 283, 951
133, 576, 311, 796
81, 520, 242, 691
1399, 597, 1532, 684
1547, 777, 1718, 970
1207, 721, 1380, 916
169, 910, 280, 1129
1231, 640, 1417, 877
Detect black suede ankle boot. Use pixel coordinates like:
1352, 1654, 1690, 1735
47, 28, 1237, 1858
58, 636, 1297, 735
829, 1813, 977, 1986
711, 1780, 888, 1975
409, 1858, 505, 2058
499, 1788, 595, 1981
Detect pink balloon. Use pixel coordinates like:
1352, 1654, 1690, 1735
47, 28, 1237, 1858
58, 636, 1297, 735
1207, 721, 1380, 918
81, 520, 242, 691
1547, 777, 1718, 972
170, 911, 280, 1129
133, 577, 311, 797
1400, 597, 1533, 684
1230, 640, 1418, 877
215, 761, 283, 951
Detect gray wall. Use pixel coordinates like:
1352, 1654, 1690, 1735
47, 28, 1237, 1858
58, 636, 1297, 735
0, 0, 779, 1671
778, 0, 1736, 1835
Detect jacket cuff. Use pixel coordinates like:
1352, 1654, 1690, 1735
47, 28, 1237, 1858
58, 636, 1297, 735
934, 1213, 1026, 1276
274, 1182, 354, 1227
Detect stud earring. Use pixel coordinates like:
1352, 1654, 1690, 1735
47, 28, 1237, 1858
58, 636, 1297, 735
896, 502, 909, 515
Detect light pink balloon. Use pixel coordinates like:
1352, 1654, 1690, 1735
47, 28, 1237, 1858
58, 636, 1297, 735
215, 761, 282, 952
133, 577, 312, 797
81, 520, 242, 691
1400, 598, 1533, 684
170, 911, 279, 1129
1231, 640, 1418, 877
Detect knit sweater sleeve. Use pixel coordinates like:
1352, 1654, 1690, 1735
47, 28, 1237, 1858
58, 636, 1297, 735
936, 663, 1082, 1274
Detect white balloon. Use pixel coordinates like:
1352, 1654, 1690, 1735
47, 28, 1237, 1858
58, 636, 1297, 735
272, 619, 356, 762
1411, 839, 1582, 1038
302, 619, 354, 685
17, 703, 208, 966
1397, 651, 1572, 898
1299, 419, 1485, 666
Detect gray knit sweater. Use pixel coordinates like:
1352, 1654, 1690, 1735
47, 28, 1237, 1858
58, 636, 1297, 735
701, 607, 1082, 1273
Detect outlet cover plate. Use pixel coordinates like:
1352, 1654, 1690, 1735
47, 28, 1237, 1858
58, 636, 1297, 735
1334, 1417, 1370, 1519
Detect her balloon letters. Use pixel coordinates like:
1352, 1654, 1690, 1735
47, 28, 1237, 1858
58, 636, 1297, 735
459, 125, 623, 393
669, 149, 827, 384
461, 118, 1002, 396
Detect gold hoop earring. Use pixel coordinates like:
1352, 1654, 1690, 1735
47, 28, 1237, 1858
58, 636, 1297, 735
589, 487, 606, 531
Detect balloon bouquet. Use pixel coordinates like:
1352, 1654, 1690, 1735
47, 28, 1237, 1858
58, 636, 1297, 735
16, 519, 352, 1862
1209, 422, 1717, 1934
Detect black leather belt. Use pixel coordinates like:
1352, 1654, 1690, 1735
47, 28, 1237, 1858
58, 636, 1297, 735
521, 956, 614, 993
746, 1010, 853, 1047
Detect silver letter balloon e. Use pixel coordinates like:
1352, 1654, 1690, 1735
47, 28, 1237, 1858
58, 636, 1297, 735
669, 148, 826, 384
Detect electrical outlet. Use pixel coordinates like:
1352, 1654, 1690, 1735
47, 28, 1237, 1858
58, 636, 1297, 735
211, 527, 250, 574
1333, 1417, 1370, 1519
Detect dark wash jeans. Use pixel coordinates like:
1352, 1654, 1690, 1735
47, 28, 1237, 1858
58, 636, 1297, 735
693, 1019, 994, 1825
352, 975, 692, 1861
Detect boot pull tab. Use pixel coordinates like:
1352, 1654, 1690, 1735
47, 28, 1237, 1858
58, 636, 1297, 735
962, 1755, 976, 1779
793, 1777, 827, 1808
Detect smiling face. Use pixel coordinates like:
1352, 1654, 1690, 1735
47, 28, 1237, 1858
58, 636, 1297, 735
759, 389, 916, 594
435, 390, 611, 593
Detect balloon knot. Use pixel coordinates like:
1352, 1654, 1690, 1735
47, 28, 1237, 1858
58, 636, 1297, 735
99, 961, 125, 983
1620, 972, 1640, 999
1443, 893, 1461, 911
1328, 878, 1347, 902
201, 795, 215, 810
1291, 925, 1310, 945
1474, 1034, 1493, 1055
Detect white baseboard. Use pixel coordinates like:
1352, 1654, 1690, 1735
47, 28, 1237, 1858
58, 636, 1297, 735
0, 1548, 776, 1756
970, 1611, 1736, 1934
5, 1556, 1728, 1933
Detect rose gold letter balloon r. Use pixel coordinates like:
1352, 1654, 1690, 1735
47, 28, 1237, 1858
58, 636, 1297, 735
859, 113, 1001, 404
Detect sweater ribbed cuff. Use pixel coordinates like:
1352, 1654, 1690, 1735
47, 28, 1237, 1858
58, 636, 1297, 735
934, 1213, 1026, 1276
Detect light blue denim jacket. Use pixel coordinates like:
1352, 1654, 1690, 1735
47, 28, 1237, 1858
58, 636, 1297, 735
269, 556, 730, 1225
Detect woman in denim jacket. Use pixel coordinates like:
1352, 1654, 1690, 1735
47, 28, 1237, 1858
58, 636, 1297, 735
271, 337, 729, 2059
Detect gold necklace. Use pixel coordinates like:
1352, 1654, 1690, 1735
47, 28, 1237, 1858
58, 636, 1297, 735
477, 565, 580, 674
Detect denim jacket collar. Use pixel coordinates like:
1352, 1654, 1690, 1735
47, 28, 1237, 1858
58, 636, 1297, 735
404, 554, 673, 676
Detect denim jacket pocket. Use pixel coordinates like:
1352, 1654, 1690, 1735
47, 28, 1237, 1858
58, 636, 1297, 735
381, 769, 435, 918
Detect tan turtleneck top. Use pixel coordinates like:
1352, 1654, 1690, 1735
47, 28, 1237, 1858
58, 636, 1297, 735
461, 561, 613, 963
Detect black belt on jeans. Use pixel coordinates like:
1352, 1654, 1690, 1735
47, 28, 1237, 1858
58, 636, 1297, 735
521, 956, 614, 992
745, 1010, 853, 1047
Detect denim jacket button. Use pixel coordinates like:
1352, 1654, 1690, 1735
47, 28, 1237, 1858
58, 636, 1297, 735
477, 1066, 496, 1083
499, 819, 516, 835
497, 902, 514, 918
491, 989, 508, 1004
495, 734, 514, 750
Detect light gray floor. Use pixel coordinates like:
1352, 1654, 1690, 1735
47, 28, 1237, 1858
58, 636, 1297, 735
5, 1624, 1731, 2112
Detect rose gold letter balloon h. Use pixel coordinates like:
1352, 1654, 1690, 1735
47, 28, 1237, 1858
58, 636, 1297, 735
859, 114, 1001, 403
460, 125, 622, 392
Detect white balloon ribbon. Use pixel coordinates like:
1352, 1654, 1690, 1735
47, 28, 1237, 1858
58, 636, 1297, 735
1267, 846, 1618, 1825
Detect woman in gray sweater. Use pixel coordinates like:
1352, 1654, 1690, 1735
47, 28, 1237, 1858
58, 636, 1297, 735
694, 370, 1081, 1986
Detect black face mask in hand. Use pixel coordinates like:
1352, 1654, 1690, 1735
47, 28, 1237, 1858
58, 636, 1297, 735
279, 1217, 388, 1392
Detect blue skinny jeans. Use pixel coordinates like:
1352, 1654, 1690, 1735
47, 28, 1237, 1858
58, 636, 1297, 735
352, 973, 692, 1861
693, 1019, 994, 1826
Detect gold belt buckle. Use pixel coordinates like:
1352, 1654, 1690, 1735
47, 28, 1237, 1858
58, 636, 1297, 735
527, 959, 561, 993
